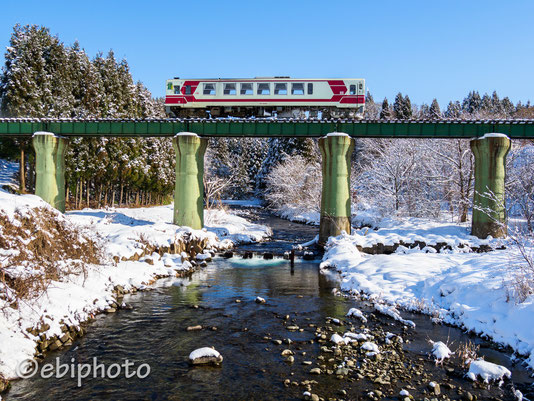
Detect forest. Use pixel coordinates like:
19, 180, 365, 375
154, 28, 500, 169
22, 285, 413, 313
0, 24, 532, 230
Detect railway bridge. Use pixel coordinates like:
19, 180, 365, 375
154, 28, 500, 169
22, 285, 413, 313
1, 117, 534, 245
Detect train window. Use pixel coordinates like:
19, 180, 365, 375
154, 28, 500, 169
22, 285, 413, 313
274, 83, 287, 95
224, 83, 236, 95
203, 83, 216, 95
185, 85, 192, 95
240, 83, 253, 95
173, 85, 180, 94
257, 83, 270, 95
359, 82, 363, 90
308, 83, 313, 95
291, 83, 304, 95
167, 82, 173, 90
350, 85, 356, 95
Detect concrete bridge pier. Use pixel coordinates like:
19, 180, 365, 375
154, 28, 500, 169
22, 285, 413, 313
173, 133, 208, 229
470, 133, 511, 238
318, 133, 355, 246
32, 132, 68, 212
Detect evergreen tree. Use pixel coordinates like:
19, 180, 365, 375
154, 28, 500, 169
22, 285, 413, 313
393, 93, 405, 119
491, 91, 503, 115
364, 91, 380, 119
445, 101, 462, 118
501, 97, 515, 117
462, 91, 482, 115
429, 98, 441, 119
393, 93, 412, 119
480, 93, 492, 115
403, 95, 413, 119
380, 98, 392, 119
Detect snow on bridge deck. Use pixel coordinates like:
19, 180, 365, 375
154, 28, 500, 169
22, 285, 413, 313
0, 118, 534, 138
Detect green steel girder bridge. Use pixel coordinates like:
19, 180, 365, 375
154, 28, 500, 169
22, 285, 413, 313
1, 117, 532, 245
1, 117, 534, 138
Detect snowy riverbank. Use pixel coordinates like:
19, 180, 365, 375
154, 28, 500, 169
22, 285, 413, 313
0, 189, 270, 382
319, 216, 534, 369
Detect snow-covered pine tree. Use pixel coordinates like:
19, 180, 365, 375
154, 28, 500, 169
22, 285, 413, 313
445, 101, 462, 118
403, 95, 413, 119
393, 93, 405, 119
380, 98, 392, 119
462, 91, 482, 116
429, 99, 441, 119
364, 91, 380, 119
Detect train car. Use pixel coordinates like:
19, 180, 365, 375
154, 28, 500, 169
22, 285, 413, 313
164, 77, 365, 118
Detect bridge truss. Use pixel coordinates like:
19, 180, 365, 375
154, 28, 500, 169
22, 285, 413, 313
0, 118, 534, 138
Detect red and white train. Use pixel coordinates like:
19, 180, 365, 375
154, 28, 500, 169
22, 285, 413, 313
164, 77, 365, 118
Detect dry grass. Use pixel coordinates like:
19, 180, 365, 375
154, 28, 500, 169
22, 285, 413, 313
457, 340, 480, 366
0, 207, 103, 305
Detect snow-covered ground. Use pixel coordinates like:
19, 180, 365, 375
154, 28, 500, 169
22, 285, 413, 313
275, 205, 320, 226
0, 185, 270, 380
320, 215, 534, 368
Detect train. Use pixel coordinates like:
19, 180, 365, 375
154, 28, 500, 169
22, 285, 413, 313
164, 77, 365, 118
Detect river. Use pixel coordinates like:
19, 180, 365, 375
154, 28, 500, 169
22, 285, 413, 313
4, 210, 533, 400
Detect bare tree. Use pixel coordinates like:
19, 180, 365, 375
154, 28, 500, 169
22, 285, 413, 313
265, 155, 322, 214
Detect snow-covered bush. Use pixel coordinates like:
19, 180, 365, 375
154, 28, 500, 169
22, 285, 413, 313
507, 143, 534, 232
353, 138, 442, 218
265, 155, 321, 215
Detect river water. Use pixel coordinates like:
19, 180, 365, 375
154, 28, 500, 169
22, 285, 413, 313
5, 211, 533, 400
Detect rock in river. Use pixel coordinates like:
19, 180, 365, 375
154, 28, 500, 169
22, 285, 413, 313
189, 347, 223, 365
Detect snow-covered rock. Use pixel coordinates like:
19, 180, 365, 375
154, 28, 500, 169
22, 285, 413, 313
467, 359, 511, 383
346, 307, 367, 323
431, 341, 452, 364
361, 342, 379, 353
188, 347, 223, 365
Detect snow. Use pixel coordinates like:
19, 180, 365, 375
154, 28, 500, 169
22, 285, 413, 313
361, 341, 379, 353
174, 132, 199, 137
467, 359, 511, 383
330, 333, 348, 345
325, 132, 350, 137
188, 347, 221, 361
0, 185, 269, 380
343, 332, 369, 341
477, 133, 510, 140
373, 303, 416, 328
320, 215, 534, 368
431, 341, 453, 363
277, 205, 320, 226
346, 307, 367, 323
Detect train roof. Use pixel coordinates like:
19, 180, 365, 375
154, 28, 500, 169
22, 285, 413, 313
168, 77, 365, 81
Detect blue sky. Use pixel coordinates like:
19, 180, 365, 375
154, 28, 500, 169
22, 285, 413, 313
1, 0, 533, 107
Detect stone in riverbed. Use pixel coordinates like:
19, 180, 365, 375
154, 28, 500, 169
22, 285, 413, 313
189, 347, 223, 365
186, 325, 202, 331
309, 368, 321, 375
